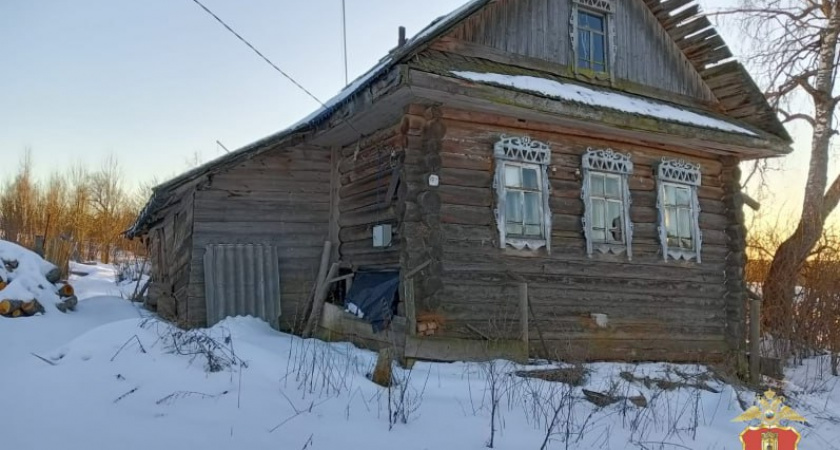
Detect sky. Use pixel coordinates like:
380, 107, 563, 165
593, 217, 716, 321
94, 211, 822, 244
0, 0, 832, 223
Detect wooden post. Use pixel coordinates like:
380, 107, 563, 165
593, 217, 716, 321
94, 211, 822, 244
303, 262, 339, 338
519, 282, 529, 346
405, 278, 417, 336
750, 295, 761, 384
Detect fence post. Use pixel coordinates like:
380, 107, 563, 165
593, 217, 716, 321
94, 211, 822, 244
750, 295, 761, 384
519, 282, 529, 346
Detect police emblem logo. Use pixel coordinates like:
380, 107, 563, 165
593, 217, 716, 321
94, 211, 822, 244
733, 390, 806, 450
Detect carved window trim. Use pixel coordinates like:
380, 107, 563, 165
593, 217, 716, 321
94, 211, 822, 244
570, 0, 616, 80
581, 148, 633, 259
656, 158, 703, 262
493, 135, 552, 252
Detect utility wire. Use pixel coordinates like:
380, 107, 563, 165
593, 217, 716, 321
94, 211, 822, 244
341, 0, 349, 86
190, 0, 329, 112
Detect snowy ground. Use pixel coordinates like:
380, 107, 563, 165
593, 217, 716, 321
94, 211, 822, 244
2, 262, 840, 449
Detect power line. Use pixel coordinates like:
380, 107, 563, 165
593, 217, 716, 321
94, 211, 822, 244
341, 0, 349, 86
190, 0, 329, 111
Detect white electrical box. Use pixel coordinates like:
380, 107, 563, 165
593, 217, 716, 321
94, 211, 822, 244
372, 224, 393, 248
428, 174, 440, 187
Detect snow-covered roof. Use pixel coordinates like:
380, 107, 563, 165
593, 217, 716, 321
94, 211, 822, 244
128, 0, 787, 238
450, 71, 757, 136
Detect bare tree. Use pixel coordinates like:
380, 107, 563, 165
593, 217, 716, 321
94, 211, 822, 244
723, 0, 840, 342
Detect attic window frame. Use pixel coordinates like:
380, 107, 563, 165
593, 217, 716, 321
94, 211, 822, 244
493, 135, 552, 252
570, 0, 616, 80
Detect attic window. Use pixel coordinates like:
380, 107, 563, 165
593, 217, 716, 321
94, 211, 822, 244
571, 0, 615, 77
493, 135, 552, 252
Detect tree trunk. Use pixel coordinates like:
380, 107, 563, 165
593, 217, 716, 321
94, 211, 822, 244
762, 8, 840, 347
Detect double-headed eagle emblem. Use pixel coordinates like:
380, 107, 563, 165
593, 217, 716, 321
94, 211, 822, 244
733, 390, 806, 428
733, 390, 806, 450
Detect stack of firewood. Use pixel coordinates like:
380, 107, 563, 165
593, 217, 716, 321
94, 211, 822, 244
0, 257, 77, 318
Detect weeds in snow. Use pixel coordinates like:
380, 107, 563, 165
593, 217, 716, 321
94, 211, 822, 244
140, 317, 247, 373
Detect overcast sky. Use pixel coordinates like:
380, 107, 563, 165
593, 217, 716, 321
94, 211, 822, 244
0, 0, 828, 222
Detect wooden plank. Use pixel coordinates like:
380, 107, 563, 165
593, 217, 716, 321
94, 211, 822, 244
329, 146, 341, 262
405, 335, 527, 363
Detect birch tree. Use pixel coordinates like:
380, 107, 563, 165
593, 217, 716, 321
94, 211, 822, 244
728, 0, 840, 340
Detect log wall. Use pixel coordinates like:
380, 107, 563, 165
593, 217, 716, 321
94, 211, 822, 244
403, 105, 740, 361
146, 190, 195, 325
187, 145, 332, 330
337, 125, 405, 269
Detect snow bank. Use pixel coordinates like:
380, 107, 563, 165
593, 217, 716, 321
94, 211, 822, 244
0, 239, 61, 305
3, 260, 840, 449
451, 71, 758, 136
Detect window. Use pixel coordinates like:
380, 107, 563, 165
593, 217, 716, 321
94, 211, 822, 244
577, 10, 607, 72
656, 158, 702, 262
494, 135, 551, 251
571, 0, 614, 76
581, 148, 633, 258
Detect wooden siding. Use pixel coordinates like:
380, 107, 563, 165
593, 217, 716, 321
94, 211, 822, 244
187, 145, 332, 330
404, 105, 736, 361
146, 190, 195, 325
337, 124, 404, 268
445, 0, 715, 103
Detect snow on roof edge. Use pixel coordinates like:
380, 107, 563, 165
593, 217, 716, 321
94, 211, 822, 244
450, 71, 758, 137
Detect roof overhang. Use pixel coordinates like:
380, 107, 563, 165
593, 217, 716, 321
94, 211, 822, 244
407, 68, 792, 159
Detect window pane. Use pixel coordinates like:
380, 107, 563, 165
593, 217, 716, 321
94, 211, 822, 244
607, 202, 622, 241
678, 208, 692, 239
587, 12, 604, 31
522, 168, 539, 190
506, 191, 523, 226
593, 34, 605, 66
592, 229, 607, 242
665, 207, 679, 237
662, 185, 674, 205
508, 223, 524, 236
605, 175, 620, 198
578, 10, 590, 28
505, 165, 521, 188
592, 198, 605, 229
525, 225, 542, 237
580, 30, 591, 56
524, 192, 541, 225
590, 174, 605, 197
675, 186, 691, 207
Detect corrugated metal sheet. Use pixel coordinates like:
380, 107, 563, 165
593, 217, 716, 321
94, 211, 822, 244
204, 244, 281, 328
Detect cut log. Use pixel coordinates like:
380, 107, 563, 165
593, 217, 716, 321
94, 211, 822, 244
21, 300, 45, 316
0, 299, 23, 316
58, 284, 75, 298
45, 267, 61, 284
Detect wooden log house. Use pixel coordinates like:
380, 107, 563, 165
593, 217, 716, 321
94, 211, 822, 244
127, 0, 791, 362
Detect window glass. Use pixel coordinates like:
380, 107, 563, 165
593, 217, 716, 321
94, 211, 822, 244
591, 173, 605, 197
577, 10, 607, 72
522, 168, 539, 190
505, 165, 521, 188
605, 175, 620, 198
503, 163, 545, 238
675, 186, 690, 207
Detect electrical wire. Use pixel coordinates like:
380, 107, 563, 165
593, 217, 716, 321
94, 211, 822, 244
190, 0, 343, 117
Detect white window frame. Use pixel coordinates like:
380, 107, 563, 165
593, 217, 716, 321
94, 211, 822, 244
493, 135, 551, 252
581, 148, 633, 258
656, 158, 703, 262
570, 0, 616, 79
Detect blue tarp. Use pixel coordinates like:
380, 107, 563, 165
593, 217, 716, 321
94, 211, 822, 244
345, 270, 399, 333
